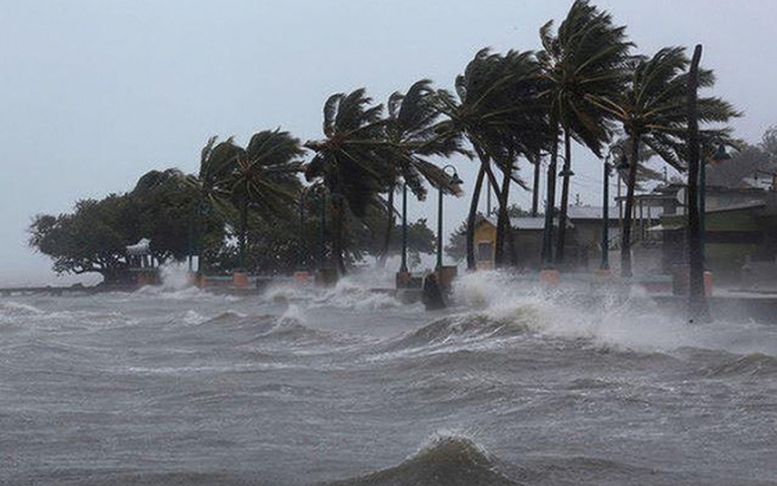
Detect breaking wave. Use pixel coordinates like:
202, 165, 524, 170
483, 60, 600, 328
326, 436, 520, 486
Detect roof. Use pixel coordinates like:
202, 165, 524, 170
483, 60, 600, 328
126, 238, 151, 255
567, 206, 619, 221
478, 215, 573, 230
511, 217, 548, 230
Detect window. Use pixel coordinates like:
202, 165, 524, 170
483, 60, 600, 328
477, 242, 493, 262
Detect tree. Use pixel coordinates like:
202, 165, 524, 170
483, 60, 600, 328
304, 88, 396, 275
538, 0, 632, 265
130, 168, 209, 263
379, 79, 467, 269
588, 46, 740, 277
435, 48, 549, 270
29, 196, 133, 283
30, 169, 227, 283
201, 130, 304, 271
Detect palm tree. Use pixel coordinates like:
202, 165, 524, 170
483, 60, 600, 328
435, 48, 550, 270
201, 130, 304, 271
378, 79, 468, 269
304, 88, 396, 275
588, 46, 740, 277
538, 0, 632, 265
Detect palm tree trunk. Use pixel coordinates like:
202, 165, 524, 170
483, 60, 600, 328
497, 167, 516, 266
239, 193, 248, 271
481, 163, 506, 268
466, 165, 486, 271
542, 122, 560, 267
333, 197, 347, 275
556, 130, 572, 264
687, 44, 709, 322
377, 188, 395, 268
621, 136, 640, 278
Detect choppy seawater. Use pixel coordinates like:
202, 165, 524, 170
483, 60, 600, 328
2, 271, 777, 486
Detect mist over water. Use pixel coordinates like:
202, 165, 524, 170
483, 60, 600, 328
1, 269, 776, 485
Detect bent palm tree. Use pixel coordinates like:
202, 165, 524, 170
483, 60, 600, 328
435, 48, 549, 270
588, 46, 740, 277
379, 79, 468, 268
201, 130, 304, 270
304, 88, 395, 275
538, 0, 632, 264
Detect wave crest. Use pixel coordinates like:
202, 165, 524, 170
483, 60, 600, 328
704, 352, 777, 377
328, 436, 519, 486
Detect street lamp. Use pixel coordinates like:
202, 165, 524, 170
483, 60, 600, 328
700, 140, 731, 262
437, 165, 463, 270
600, 146, 625, 271
541, 153, 567, 268
400, 183, 408, 273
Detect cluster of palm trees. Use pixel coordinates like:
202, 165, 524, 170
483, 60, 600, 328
194, 0, 740, 278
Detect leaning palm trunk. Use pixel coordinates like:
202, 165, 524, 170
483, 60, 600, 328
542, 121, 561, 266
332, 198, 347, 275
494, 168, 512, 268
556, 131, 573, 264
377, 188, 395, 269
238, 191, 249, 271
481, 164, 503, 266
531, 153, 541, 217
620, 137, 640, 278
466, 166, 487, 271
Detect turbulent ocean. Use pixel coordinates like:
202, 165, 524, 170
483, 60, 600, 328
2, 269, 777, 486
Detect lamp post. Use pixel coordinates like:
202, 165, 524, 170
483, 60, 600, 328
437, 165, 463, 271
541, 153, 567, 268
600, 146, 625, 271
400, 183, 408, 273
556, 156, 574, 264
317, 190, 326, 271
700, 140, 731, 262
541, 155, 556, 267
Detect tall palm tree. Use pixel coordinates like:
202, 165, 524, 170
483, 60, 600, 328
304, 88, 396, 275
588, 46, 740, 277
538, 0, 632, 265
379, 79, 468, 268
201, 130, 304, 271
435, 48, 549, 270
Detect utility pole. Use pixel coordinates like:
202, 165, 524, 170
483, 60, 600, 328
687, 44, 710, 323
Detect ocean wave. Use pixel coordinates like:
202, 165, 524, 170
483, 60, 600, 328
0, 301, 46, 317
386, 309, 538, 352
325, 436, 520, 486
703, 352, 777, 378
307, 279, 404, 311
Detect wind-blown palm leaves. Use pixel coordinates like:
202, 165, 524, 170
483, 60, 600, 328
378, 79, 467, 268
538, 0, 632, 264
200, 130, 304, 270
588, 46, 740, 277
304, 88, 397, 275
435, 48, 550, 270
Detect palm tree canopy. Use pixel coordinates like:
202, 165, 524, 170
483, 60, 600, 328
538, 0, 633, 156
305, 88, 395, 218
435, 48, 552, 169
588, 46, 742, 171
202, 130, 304, 219
386, 79, 468, 200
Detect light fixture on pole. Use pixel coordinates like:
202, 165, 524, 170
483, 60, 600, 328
601, 145, 625, 271
437, 165, 463, 271
700, 138, 731, 264
400, 183, 408, 273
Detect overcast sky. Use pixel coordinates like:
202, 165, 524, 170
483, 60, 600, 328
2, 0, 775, 285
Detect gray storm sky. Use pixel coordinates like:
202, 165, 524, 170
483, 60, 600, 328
2, 0, 775, 285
